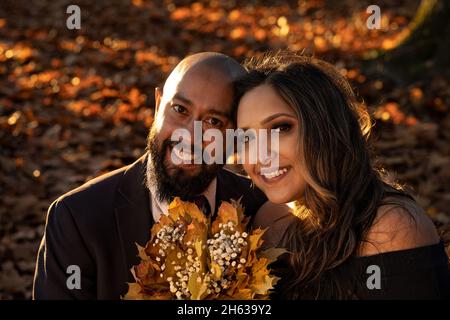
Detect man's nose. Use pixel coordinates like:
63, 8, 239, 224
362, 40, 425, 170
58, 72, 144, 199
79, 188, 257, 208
183, 118, 203, 134
183, 119, 205, 149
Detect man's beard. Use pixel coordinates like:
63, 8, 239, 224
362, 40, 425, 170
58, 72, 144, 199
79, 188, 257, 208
146, 129, 222, 202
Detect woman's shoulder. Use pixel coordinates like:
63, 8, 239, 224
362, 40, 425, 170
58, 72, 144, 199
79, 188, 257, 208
358, 195, 440, 257
252, 201, 297, 248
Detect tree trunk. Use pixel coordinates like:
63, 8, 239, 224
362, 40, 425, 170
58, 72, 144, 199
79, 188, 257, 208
364, 0, 450, 84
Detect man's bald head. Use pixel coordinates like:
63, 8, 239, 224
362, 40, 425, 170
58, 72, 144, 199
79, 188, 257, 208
163, 52, 245, 93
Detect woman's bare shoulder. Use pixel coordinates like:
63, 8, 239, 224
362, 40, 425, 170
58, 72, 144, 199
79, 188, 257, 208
358, 197, 440, 257
252, 201, 297, 248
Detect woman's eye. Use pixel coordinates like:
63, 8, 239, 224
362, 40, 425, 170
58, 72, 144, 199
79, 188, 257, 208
205, 117, 223, 127
272, 123, 292, 133
243, 134, 255, 143
172, 105, 187, 114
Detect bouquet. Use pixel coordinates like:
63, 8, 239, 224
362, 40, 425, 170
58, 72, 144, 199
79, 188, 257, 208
123, 197, 284, 300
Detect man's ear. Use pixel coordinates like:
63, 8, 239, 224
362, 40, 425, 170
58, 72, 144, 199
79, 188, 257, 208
154, 87, 162, 114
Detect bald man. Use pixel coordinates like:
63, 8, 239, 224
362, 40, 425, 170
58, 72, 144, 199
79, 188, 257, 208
33, 53, 268, 299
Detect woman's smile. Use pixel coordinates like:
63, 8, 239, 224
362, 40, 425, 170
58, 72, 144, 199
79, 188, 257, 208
258, 166, 291, 184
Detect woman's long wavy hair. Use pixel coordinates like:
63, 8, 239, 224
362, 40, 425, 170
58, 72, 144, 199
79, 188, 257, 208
234, 51, 406, 299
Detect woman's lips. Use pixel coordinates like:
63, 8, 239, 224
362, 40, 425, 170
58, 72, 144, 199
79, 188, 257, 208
258, 166, 290, 185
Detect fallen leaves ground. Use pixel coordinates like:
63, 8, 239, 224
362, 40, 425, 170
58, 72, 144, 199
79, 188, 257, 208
0, 0, 449, 299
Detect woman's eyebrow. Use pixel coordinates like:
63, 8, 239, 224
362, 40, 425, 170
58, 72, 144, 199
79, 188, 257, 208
261, 113, 296, 125
238, 113, 296, 130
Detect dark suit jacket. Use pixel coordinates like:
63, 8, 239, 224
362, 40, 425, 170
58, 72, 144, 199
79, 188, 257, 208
33, 154, 267, 299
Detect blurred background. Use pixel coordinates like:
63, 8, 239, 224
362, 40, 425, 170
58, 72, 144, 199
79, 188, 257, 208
0, 0, 449, 299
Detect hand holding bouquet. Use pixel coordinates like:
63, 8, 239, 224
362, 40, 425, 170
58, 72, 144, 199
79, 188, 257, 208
124, 197, 284, 300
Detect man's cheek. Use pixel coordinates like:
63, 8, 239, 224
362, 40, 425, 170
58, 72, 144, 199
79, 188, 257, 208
153, 111, 167, 132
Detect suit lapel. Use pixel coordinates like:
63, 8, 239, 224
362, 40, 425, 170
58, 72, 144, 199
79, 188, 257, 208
113, 154, 153, 281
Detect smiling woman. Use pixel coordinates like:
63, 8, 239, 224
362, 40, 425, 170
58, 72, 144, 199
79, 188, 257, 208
233, 51, 450, 299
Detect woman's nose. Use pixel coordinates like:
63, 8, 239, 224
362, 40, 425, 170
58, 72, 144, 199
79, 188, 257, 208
259, 149, 279, 167
258, 132, 280, 172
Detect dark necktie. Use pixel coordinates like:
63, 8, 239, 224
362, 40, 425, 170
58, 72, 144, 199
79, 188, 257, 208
181, 195, 211, 216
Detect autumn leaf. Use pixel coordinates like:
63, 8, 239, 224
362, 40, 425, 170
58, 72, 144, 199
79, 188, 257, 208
187, 273, 209, 300
212, 200, 242, 234
249, 258, 274, 295
135, 243, 149, 261
247, 228, 266, 252
260, 247, 287, 264
210, 262, 222, 281
122, 283, 145, 300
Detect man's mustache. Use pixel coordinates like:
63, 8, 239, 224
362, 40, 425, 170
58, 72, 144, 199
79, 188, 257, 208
164, 139, 204, 158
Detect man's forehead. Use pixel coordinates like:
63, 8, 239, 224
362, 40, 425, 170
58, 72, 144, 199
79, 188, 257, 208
163, 64, 234, 100
162, 53, 244, 94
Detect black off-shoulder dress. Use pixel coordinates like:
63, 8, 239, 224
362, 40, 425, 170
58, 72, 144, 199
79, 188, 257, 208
351, 241, 450, 299
271, 241, 450, 300
269, 193, 450, 300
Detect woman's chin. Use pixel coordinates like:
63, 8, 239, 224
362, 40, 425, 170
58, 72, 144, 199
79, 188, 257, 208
265, 191, 295, 205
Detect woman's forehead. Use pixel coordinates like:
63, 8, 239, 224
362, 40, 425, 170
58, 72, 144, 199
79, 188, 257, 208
237, 84, 295, 125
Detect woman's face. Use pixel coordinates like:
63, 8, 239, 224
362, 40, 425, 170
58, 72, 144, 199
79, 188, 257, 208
237, 84, 306, 204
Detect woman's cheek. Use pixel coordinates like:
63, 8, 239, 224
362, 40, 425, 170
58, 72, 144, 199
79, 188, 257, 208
277, 135, 297, 165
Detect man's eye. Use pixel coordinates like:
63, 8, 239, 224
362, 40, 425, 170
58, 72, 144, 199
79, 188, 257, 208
272, 123, 292, 133
205, 117, 223, 127
172, 105, 187, 114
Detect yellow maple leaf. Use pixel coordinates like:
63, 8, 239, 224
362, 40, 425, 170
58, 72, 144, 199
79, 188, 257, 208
247, 227, 266, 252
122, 282, 145, 300
185, 202, 208, 224
188, 272, 209, 300
212, 201, 241, 234
167, 197, 187, 220
231, 288, 253, 300
249, 259, 274, 295
210, 261, 222, 281
185, 218, 207, 245
135, 243, 149, 261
